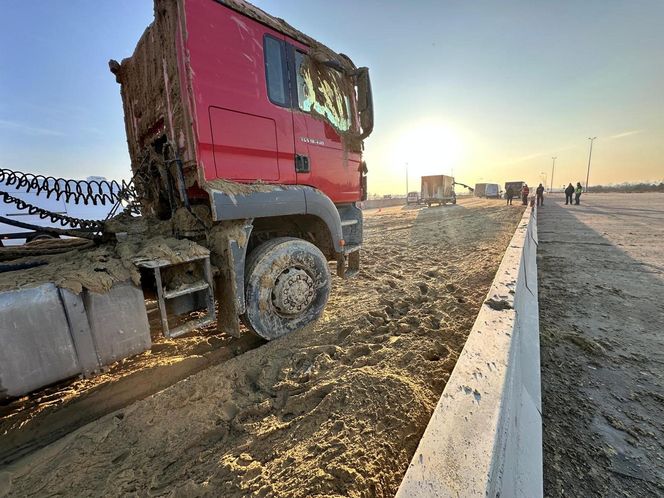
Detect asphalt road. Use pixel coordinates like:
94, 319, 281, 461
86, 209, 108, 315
538, 193, 664, 496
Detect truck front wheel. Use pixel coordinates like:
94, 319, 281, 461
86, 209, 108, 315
241, 237, 331, 340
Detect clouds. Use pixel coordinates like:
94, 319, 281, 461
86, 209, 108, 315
609, 130, 644, 140
0, 119, 64, 137
501, 129, 647, 167
504, 143, 576, 165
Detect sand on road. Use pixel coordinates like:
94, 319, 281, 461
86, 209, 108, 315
538, 193, 664, 496
2, 198, 523, 498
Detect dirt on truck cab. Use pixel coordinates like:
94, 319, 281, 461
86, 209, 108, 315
104, 0, 374, 339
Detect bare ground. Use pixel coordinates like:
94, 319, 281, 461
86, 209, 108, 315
539, 193, 664, 497
1, 198, 523, 497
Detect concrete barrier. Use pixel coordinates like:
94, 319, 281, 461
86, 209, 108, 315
360, 198, 407, 210
0, 282, 151, 399
396, 206, 542, 497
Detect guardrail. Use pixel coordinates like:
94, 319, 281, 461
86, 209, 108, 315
359, 198, 407, 209
396, 206, 542, 497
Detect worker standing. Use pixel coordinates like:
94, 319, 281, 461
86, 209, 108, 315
564, 183, 574, 205
575, 182, 583, 205
536, 183, 545, 206
506, 186, 515, 205
521, 184, 530, 205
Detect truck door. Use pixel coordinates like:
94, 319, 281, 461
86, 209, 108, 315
288, 46, 361, 203
196, 0, 297, 183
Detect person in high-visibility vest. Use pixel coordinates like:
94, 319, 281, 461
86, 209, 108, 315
575, 182, 583, 205
521, 184, 530, 205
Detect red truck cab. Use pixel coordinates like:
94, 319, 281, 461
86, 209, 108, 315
112, 0, 373, 339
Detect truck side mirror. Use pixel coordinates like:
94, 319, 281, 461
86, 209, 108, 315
355, 67, 374, 140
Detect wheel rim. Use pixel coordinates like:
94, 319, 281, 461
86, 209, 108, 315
271, 267, 316, 315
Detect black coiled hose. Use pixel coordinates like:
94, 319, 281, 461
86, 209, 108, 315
0, 168, 132, 206
0, 190, 104, 231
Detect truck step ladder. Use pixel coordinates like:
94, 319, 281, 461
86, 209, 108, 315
135, 255, 216, 338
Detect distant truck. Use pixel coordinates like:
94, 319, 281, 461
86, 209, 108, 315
406, 191, 420, 205
474, 183, 501, 199
421, 175, 456, 206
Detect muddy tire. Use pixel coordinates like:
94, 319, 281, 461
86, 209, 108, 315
241, 237, 331, 340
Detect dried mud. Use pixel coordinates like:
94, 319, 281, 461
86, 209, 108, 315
205, 179, 281, 197
1, 199, 524, 497
0, 210, 209, 295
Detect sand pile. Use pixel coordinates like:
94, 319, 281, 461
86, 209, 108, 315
3, 199, 524, 497
0, 210, 209, 295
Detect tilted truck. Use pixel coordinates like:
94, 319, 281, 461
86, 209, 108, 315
0, 0, 373, 397
108, 0, 374, 339
421, 175, 457, 206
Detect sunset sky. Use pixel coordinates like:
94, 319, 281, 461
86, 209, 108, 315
1, 0, 662, 194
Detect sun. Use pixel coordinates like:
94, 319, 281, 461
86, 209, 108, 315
391, 119, 466, 178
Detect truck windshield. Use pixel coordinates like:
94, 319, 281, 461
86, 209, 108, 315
295, 51, 352, 133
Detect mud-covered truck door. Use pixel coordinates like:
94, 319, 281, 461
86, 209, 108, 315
291, 47, 362, 203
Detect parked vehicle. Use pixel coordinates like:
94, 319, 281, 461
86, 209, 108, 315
474, 183, 501, 199
421, 175, 456, 206
406, 191, 420, 205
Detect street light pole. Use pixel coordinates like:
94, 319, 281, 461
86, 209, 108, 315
586, 137, 597, 193
405, 162, 409, 195
551, 157, 557, 193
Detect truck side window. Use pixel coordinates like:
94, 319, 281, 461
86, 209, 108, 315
295, 50, 352, 132
264, 36, 288, 107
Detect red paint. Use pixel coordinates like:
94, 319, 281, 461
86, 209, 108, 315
181, 0, 363, 203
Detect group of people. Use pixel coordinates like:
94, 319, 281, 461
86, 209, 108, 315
564, 182, 584, 205
504, 182, 584, 206
505, 184, 531, 206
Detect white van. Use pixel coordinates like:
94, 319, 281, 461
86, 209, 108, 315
484, 183, 500, 198
406, 191, 420, 205
0, 177, 117, 246
474, 183, 501, 199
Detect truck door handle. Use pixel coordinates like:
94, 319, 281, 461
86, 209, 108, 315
295, 154, 310, 173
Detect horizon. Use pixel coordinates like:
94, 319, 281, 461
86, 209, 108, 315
1, 0, 662, 194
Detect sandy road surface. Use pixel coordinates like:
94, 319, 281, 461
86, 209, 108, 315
538, 193, 664, 496
1, 198, 523, 497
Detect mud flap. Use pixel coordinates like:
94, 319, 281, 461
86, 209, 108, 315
336, 248, 360, 279
210, 223, 252, 338
215, 273, 240, 337
348, 250, 360, 274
